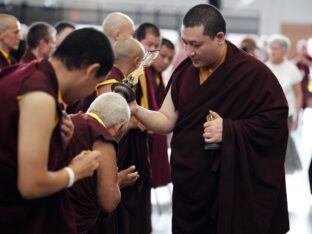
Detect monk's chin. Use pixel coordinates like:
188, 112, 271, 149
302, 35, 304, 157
191, 61, 203, 68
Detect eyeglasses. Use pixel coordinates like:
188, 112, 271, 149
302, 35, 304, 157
140, 50, 160, 67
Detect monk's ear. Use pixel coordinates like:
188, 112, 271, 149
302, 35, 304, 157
215, 32, 225, 44
133, 56, 142, 68
85, 63, 100, 78
114, 30, 122, 41
109, 122, 125, 140
0, 30, 5, 39
0, 28, 9, 39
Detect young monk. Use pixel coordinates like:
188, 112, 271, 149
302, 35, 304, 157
20, 22, 56, 63
0, 27, 114, 234
131, 4, 289, 234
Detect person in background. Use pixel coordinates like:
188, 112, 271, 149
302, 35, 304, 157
147, 38, 175, 189
130, 4, 289, 233
0, 14, 22, 70
66, 11, 135, 114
112, 21, 163, 234
10, 23, 28, 63
239, 36, 257, 57
98, 37, 145, 93
266, 34, 303, 174
102, 12, 135, 45
292, 38, 312, 109
0, 27, 114, 234
20, 22, 56, 63
54, 20, 76, 47
93, 37, 147, 234
65, 92, 135, 234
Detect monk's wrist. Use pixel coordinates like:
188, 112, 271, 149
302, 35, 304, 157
130, 102, 140, 116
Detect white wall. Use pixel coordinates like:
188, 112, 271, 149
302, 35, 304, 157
223, 0, 312, 35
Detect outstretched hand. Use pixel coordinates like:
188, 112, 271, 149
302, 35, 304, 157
118, 165, 139, 188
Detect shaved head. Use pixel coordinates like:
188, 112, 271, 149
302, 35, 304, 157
114, 37, 145, 64
0, 14, 21, 52
0, 14, 19, 32
102, 12, 135, 44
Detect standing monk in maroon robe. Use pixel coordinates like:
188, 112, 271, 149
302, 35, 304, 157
131, 4, 289, 234
95, 38, 154, 234
0, 28, 114, 234
0, 14, 21, 70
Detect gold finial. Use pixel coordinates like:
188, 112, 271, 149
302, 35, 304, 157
206, 113, 215, 122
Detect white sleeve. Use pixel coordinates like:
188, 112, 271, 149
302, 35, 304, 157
290, 62, 303, 84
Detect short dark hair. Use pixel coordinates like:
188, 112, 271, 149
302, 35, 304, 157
53, 28, 114, 78
54, 21, 75, 35
134, 22, 160, 41
183, 4, 226, 38
161, 38, 175, 50
26, 22, 55, 49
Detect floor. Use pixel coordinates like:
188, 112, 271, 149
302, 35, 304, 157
151, 108, 312, 234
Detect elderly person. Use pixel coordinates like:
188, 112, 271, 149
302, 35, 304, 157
0, 14, 22, 70
65, 92, 137, 233
266, 34, 303, 174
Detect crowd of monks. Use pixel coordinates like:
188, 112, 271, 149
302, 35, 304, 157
0, 10, 175, 234
2, 3, 312, 234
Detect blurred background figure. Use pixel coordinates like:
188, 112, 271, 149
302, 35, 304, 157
54, 20, 75, 47
20, 22, 56, 63
10, 23, 28, 63
266, 34, 303, 174
135, 22, 161, 52
0, 14, 22, 70
292, 39, 312, 109
102, 12, 135, 45
239, 36, 257, 56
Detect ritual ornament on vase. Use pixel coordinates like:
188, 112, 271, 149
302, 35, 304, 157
204, 112, 221, 150
111, 50, 159, 102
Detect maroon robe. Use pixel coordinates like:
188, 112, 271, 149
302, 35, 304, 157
0, 59, 76, 233
20, 48, 37, 64
64, 113, 117, 234
0, 50, 16, 71
107, 65, 125, 83
169, 41, 289, 234
145, 66, 171, 187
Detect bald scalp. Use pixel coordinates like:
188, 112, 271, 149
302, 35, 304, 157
0, 14, 18, 32
114, 37, 145, 64
102, 12, 134, 40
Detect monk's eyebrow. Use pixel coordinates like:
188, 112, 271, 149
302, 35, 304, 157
181, 38, 202, 46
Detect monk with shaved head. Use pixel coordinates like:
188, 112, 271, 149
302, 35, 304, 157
102, 12, 135, 45
0, 14, 21, 70
97, 37, 145, 93
66, 12, 136, 114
